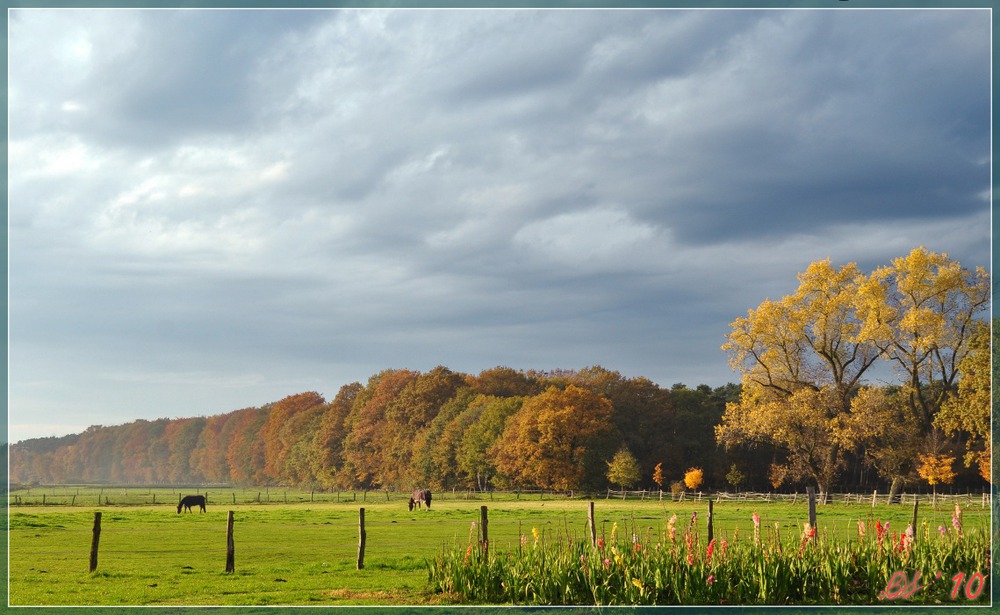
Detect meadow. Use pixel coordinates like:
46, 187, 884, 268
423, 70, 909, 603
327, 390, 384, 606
6, 486, 993, 606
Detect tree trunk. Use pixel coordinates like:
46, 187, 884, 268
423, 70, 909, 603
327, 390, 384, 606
888, 476, 903, 505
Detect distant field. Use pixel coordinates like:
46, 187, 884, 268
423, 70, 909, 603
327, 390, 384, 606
6, 487, 993, 606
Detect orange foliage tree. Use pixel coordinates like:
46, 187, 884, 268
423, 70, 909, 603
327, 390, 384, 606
490, 385, 620, 491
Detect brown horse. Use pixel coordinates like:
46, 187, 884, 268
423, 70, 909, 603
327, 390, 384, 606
177, 494, 206, 513
408, 489, 432, 511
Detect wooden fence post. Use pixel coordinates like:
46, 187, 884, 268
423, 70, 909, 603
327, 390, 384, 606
357, 508, 366, 570
707, 500, 714, 543
225, 511, 235, 573
806, 487, 817, 530
480, 506, 489, 555
872, 490, 877, 508
89, 512, 102, 572
910, 500, 919, 545
588, 502, 597, 546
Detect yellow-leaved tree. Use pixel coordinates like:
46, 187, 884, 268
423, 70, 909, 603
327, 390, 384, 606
683, 467, 703, 490
934, 320, 991, 482
718, 248, 989, 497
718, 258, 880, 497
917, 453, 956, 501
858, 247, 990, 431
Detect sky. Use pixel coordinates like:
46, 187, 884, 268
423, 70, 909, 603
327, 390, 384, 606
6, 7, 991, 443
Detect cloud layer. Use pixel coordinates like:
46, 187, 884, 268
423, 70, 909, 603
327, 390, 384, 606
8, 8, 990, 441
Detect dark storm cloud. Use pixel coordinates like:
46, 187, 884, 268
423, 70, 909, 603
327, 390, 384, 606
7, 8, 990, 442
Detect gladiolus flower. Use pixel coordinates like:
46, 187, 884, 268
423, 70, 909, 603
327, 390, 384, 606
938, 525, 947, 536
597, 538, 605, 550
706, 538, 716, 562
707, 575, 715, 585
875, 519, 889, 547
857, 519, 866, 537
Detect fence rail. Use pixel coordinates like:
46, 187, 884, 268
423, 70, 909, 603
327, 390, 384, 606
10, 491, 992, 582
7, 486, 992, 508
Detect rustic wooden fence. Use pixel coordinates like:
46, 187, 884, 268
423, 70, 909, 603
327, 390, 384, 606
79, 489, 977, 574
9, 486, 992, 508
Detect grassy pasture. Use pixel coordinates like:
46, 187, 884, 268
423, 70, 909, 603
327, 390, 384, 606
6, 487, 992, 606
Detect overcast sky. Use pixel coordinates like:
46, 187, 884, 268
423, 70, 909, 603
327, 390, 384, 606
7, 7, 991, 443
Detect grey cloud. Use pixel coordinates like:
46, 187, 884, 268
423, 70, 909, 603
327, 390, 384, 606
8, 8, 991, 442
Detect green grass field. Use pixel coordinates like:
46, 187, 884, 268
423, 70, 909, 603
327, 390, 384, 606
6, 487, 993, 606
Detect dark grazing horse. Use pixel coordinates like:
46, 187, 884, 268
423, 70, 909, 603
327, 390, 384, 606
177, 494, 207, 513
408, 489, 432, 511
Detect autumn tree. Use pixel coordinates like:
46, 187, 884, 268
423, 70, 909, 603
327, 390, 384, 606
684, 467, 704, 490
917, 453, 956, 501
410, 388, 478, 489
719, 258, 881, 495
388, 366, 467, 487
836, 386, 922, 500
190, 410, 245, 483
720, 250, 989, 495
342, 369, 421, 488
653, 462, 664, 490
310, 382, 362, 489
471, 366, 542, 398
606, 448, 641, 492
226, 407, 269, 485
164, 417, 205, 483
935, 320, 991, 481
258, 391, 326, 484
456, 395, 524, 491
859, 247, 990, 431
491, 385, 620, 491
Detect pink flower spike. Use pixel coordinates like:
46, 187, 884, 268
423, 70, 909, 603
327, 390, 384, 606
707, 574, 714, 585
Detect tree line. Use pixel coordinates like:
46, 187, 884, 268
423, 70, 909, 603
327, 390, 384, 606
9, 368, 741, 491
9, 247, 991, 495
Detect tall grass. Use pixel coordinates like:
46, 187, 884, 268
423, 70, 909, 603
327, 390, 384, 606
427, 507, 991, 605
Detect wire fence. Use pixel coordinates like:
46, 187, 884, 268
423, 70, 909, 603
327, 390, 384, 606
7, 486, 992, 508
10, 488, 992, 584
